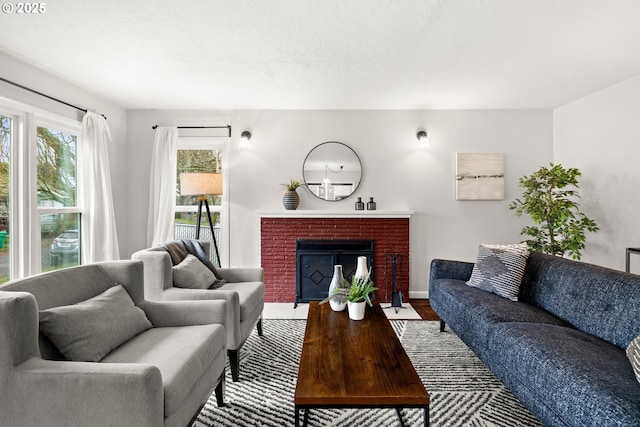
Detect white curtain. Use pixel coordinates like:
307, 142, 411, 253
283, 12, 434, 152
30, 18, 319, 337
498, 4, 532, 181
147, 127, 179, 246
80, 112, 120, 262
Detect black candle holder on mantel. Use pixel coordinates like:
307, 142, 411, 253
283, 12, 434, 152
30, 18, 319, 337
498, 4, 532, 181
367, 197, 377, 210
355, 197, 365, 210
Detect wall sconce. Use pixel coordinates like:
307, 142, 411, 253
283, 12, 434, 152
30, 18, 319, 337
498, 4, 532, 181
416, 130, 429, 147
239, 130, 252, 147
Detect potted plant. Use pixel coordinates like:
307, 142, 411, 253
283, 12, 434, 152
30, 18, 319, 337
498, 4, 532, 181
281, 177, 302, 210
509, 163, 599, 260
321, 268, 377, 320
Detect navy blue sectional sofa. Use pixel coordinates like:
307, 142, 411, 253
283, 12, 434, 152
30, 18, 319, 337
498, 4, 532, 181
429, 251, 640, 427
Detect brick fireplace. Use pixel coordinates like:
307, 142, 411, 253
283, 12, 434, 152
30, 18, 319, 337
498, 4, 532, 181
259, 210, 412, 304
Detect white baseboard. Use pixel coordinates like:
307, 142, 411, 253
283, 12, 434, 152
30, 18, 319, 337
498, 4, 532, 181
409, 290, 429, 299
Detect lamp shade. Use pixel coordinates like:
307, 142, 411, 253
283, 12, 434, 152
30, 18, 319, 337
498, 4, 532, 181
180, 173, 223, 196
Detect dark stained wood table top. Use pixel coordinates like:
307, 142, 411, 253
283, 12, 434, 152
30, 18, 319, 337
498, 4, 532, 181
294, 301, 430, 408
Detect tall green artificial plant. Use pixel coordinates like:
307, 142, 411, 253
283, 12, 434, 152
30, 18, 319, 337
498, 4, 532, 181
509, 163, 599, 260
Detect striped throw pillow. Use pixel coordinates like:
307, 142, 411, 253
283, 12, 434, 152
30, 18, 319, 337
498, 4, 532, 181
627, 335, 640, 383
466, 243, 530, 301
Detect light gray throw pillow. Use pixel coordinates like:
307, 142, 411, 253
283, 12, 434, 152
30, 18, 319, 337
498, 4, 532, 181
39, 284, 152, 362
627, 335, 640, 383
173, 253, 216, 289
466, 243, 530, 301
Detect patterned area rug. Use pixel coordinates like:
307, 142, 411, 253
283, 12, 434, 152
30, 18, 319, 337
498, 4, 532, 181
193, 320, 543, 427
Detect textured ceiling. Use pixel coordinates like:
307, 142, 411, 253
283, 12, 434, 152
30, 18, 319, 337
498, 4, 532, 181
1, 0, 640, 109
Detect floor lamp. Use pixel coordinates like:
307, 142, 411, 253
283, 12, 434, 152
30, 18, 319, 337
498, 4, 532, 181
179, 172, 223, 266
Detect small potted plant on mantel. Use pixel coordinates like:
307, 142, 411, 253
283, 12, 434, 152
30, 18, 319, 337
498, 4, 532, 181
321, 269, 378, 320
281, 177, 302, 210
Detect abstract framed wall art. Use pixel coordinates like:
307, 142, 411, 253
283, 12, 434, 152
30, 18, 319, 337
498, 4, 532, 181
455, 153, 504, 200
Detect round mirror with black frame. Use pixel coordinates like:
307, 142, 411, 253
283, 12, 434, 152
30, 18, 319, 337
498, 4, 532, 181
302, 141, 362, 201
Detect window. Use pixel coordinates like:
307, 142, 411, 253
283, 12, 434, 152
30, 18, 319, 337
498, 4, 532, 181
0, 100, 82, 282
37, 124, 80, 271
175, 137, 228, 267
0, 114, 11, 283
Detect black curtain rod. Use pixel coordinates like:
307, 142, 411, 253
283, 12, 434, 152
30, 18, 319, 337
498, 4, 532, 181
0, 77, 107, 120
152, 125, 232, 137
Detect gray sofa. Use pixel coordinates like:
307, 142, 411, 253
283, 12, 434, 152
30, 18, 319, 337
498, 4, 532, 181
132, 240, 265, 382
429, 251, 640, 427
0, 260, 227, 427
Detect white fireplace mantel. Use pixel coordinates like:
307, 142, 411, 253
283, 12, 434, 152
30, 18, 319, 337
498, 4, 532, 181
258, 209, 414, 219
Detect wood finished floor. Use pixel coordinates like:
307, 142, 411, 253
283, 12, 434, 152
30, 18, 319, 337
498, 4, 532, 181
409, 299, 439, 321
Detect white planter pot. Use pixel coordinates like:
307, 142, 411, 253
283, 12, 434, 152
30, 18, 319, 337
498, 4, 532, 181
347, 301, 366, 320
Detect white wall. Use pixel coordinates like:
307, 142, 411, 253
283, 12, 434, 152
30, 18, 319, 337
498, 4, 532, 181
5, 50, 637, 287
554, 74, 640, 273
0, 51, 129, 257
126, 109, 553, 297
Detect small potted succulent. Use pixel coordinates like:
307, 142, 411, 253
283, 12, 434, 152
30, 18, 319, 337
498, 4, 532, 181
321, 268, 377, 320
281, 177, 302, 210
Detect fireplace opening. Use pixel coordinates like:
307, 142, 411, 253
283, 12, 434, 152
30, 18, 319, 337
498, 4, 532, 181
295, 239, 374, 307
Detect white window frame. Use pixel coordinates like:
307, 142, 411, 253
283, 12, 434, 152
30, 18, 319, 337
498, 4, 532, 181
176, 136, 230, 267
1, 96, 82, 279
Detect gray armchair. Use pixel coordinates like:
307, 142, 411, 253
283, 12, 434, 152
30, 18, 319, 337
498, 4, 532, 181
0, 260, 227, 427
132, 240, 265, 381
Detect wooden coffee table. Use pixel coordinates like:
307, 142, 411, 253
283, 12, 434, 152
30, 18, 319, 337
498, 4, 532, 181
294, 302, 430, 426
